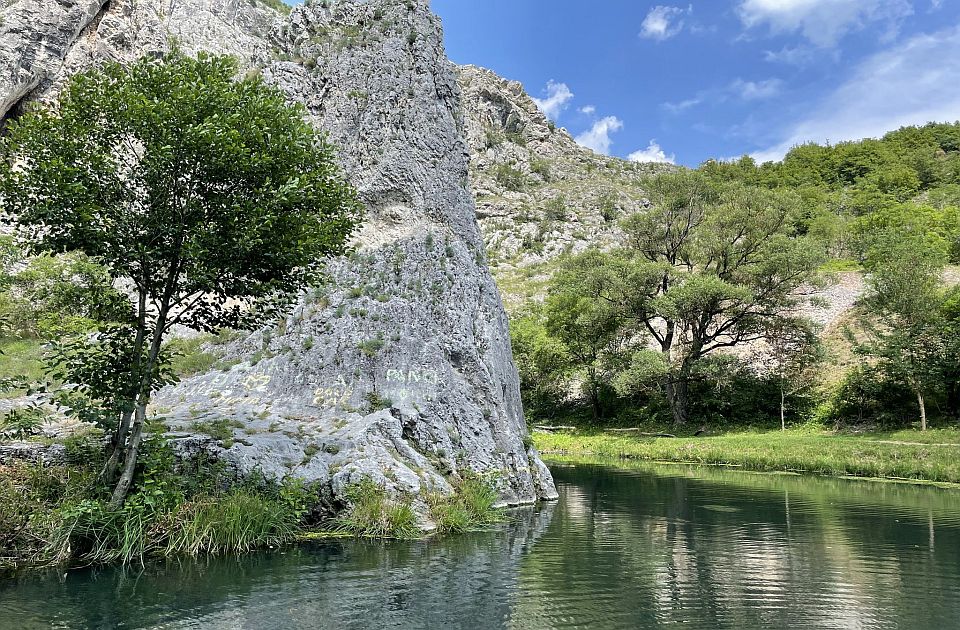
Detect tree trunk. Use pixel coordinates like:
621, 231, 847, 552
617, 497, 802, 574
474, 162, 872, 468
109, 319, 167, 507
109, 403, 146, 508
917, 389, 927, 432
100, 409, 134, 484
781, 385, 786, 432
665, 377, 689, 426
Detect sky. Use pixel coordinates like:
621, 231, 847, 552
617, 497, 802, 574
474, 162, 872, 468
428, 0, 960, 166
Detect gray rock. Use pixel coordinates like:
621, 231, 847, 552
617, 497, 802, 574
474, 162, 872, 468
0, 0, 557, 524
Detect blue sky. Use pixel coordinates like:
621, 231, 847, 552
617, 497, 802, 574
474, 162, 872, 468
428, 0, 960, 166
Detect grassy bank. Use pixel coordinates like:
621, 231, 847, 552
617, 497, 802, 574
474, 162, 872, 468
533, 427, 960, 485
0, 437, 506, 572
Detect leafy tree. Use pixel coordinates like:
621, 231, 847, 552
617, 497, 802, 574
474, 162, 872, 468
544, 251, 625, 419
0, 51, 361, 505
611, 173, 825, 425
856, 229, 948, 430
764, 319, 822, 431
509, 309, 571, 415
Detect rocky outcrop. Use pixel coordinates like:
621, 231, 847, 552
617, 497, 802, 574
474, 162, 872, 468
0, 0, 557, 523
457, 65, 673, 280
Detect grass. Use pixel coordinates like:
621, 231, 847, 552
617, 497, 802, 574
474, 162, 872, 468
333, 478, 420, 539
428, 474, 505, 534
533, 427, 960, 485
163, 491, 302, 555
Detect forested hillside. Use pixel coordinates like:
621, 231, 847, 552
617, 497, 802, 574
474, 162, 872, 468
510, 122, 960, 431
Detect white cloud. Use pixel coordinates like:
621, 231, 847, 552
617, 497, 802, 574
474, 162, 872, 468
532, 80, 574, 121
640, 5, 688, 41
663, 77, 782, 112
663, 96, 704, 113
753, 26, 960, 162
738, 0, 913, 47
575, 116, 624, 155
731, 78, 784, 100
579, 105, 596, 115
763, 44, 819, 66
628, 140, 677, 164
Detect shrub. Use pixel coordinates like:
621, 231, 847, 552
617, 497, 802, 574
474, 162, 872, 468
530, 157, 551, 181
494, 164, 527, 192
0, 405, 48, 440
544, 196, 568, 222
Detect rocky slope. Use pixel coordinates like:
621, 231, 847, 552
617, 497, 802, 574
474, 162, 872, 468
0, 0, 557, 522
455, 65, 674, 311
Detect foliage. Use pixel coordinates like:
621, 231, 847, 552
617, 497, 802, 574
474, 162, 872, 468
532, 172, 825, 425
0, 405, 49, 440
852, 227, 950, 430
0, 50, 361, 505
1, 437, 314, 569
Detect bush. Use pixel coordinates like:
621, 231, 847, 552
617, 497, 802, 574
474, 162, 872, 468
494, 164, 527, 192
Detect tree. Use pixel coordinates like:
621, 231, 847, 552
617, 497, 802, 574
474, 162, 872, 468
544, 251, 625, 419
765, 319, 822, 431
509, 308, 572, 415
0, 51, 361, 505
858, 229, 948, 431
610, 173, 825, 425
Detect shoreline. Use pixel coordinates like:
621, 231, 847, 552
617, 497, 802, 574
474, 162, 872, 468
533, 428, 960, 488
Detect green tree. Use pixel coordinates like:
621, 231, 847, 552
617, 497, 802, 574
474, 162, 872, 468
0, 51, 361, 505
509, 309, 571, 415
613, 173, 824, 425
544, 251, 625, 419
857, 229, 948, 431
765, 318, 822, 431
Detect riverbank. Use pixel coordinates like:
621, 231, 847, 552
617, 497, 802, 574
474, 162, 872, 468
533, 427, 960, 485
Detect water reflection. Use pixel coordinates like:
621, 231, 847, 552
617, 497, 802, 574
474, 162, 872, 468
3, 462, 960, 629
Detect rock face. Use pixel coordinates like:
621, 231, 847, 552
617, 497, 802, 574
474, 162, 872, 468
454, 65, 675, 313
456, 66, 673, 280
0, 0, 557, 521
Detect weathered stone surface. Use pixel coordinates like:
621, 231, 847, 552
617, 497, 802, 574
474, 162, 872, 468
0, 0, 557, 523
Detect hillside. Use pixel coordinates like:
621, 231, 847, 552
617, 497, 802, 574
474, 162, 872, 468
456, 65, 673, 311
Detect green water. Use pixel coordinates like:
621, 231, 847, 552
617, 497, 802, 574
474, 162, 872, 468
3, 460, 960, 629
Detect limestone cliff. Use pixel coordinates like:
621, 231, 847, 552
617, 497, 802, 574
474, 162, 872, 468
0, 0, 557, 521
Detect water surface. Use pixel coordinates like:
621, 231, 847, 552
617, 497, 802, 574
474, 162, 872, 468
3, 460, 960, 629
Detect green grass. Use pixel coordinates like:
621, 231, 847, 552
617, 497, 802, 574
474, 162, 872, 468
0, 338, 46, 393
533, 427, 960, 485
333, 478, 420, 539
428, 474, 505, 534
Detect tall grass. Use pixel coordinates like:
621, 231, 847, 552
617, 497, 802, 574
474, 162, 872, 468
164, 491, 301, 555
334, 478, 420, 539
429, 473, 505, 534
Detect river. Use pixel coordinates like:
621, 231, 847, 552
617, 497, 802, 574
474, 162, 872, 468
3, 460, 960, 629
